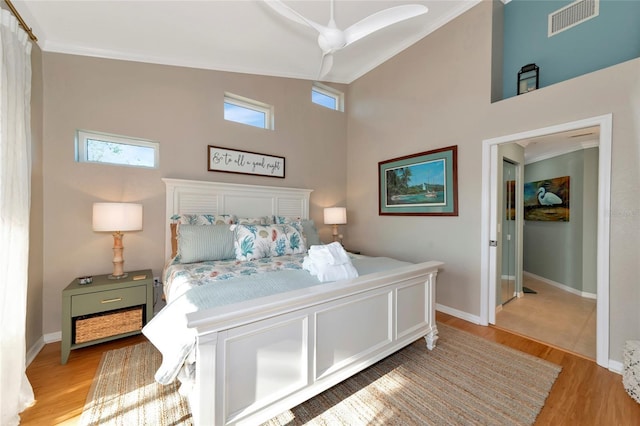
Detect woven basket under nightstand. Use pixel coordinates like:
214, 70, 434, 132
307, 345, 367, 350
74, 306, 143, 344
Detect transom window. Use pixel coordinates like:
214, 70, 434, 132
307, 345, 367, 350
224, 92, 274, 129
75, 130, 159, 169
312, 82, 344, 112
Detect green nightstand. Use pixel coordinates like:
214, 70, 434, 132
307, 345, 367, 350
61, 269, 153, 364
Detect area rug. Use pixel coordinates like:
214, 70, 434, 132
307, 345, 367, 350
79, 342, 191, 426
80, 323, 561, 426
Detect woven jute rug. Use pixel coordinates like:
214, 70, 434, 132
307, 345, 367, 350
80, 323, 561, 426
79, 342, 191, 426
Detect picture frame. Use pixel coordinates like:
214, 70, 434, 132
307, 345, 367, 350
379, 145, 458, 216
523, 175, 570, 221
207, 145, 285, 178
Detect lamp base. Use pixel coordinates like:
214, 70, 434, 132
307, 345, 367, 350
108, 272, 128, 280
332, 224, 339, 242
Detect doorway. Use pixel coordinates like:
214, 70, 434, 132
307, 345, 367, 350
480, 114, 612, 368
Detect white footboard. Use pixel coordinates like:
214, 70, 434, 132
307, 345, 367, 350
186, 261, 442, 426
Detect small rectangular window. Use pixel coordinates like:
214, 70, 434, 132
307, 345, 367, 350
312, 82, 344, 112
224, 92, 273, 129
76, 130, 159, 169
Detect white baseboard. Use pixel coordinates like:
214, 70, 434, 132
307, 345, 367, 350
44, 331, 61, 343
608, 360, 623, 375
524, 271, 597, 299
26, 337, 45, 367
436, 304, 481, 325
25, 332, 59, 367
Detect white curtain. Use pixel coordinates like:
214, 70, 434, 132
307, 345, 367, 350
0, 9, 34, 426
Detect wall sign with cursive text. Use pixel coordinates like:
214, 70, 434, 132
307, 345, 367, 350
207, 146, 285, 178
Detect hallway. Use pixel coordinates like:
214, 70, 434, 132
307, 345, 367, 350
495, 274, 596, 360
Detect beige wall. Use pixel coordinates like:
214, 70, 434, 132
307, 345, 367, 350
40, 54, 348, 336
27, 43, 44, 350
346, 1, 639, 362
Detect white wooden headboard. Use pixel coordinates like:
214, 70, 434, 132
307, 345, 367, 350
163, 178, 313, 260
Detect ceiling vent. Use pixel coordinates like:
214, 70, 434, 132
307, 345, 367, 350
548, 0, 599, 37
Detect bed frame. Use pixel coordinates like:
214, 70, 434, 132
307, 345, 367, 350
163, 178, 443, 425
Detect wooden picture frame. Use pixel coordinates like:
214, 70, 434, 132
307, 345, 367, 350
379, 145, 458, 216
524, 175, 570, 221
207, 145, 285, 178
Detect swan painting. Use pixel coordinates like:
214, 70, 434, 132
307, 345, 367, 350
537, 187, 563, 205
523, 176, 570, 221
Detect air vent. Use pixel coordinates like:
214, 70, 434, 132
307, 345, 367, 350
548, 0, 599, 37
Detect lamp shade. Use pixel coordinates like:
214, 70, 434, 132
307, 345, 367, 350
324, 207, 347, 225
93, 203, 143, 232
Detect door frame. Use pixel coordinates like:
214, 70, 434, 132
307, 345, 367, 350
500, 158, 520, 305
479, 114, 612, 368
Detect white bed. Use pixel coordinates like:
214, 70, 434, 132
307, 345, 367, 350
149, 178, 443, 426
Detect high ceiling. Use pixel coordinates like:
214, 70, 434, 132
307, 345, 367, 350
14, 0, 480, 84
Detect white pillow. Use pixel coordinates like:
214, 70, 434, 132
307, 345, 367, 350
177, 224, 235, 263
233, 224, 306, 261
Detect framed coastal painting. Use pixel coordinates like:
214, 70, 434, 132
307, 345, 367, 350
379, 145, 458, 216
523, 175, 570, 221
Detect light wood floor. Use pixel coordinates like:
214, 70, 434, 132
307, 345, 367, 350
20, 312, 640, 425
496, 274, 596, 360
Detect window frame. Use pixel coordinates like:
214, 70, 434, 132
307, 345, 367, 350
224, 92, 274, 130
312, 82, 344, 112
75, 129, 159, 169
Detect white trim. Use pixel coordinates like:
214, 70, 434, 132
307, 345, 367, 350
223, 92, 274, 130
523, 271, 597, 299
608, 360, 623, 375
26, 338, 45, 367
75, 129, 159, 169
44, 331, 61, 343
312, 82, 344, 112
481, 114, 612, 369
436, 304, 482, 325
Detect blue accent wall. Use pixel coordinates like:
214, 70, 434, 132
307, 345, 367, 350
503, 0, 640, 99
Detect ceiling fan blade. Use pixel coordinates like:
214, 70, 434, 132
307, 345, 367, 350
264, 0, 325, 33
317, 53, 334, 80
343, 4, 428, 46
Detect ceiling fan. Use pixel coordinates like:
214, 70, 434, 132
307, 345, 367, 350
265, 0, 428, 80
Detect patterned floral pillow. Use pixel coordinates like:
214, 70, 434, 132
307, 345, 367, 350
233, 224, 306, 261
273, 215, 300, 224
273, 217, 321, 247
171, 214, 234, 225
235, 216, 273, 225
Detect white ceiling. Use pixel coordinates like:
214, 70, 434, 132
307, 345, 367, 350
14, 0, 480, 84
519, 126, 600, 164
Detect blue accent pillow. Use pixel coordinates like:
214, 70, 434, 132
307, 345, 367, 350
177, 224, 235, 263
300, 219, 321, 246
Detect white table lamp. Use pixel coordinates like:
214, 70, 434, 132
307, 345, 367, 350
93, 202, 143, 279
324, 207, 347, 242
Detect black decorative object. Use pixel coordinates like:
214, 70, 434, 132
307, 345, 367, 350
517, 63, 539, 95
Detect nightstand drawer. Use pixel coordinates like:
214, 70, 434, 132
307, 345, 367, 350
71, 285, 147, 317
